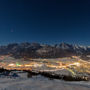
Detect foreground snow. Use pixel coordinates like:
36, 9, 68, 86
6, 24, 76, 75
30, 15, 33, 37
0, 72, 90, 90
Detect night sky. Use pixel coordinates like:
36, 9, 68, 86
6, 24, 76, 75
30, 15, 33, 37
0, 0, 90, 45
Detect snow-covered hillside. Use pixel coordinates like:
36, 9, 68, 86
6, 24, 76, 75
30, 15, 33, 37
0, 71, 90, 90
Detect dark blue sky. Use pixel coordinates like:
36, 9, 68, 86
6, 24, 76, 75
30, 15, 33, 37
0, 0, 90, 45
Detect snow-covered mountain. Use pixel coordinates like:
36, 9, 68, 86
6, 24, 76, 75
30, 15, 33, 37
0, 42, 90, 59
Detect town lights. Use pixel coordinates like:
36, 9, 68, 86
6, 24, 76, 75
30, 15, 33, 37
73, 62, 80, 66
25, 65, 31, 67
8, 63, 15, 67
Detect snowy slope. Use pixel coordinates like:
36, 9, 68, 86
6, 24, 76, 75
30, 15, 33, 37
0, 72, 90, 90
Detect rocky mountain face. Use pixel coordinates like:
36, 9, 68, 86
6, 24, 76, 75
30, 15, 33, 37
0, 42, 90, 59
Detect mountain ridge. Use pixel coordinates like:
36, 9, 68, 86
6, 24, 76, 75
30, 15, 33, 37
0, 42, 90, 59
